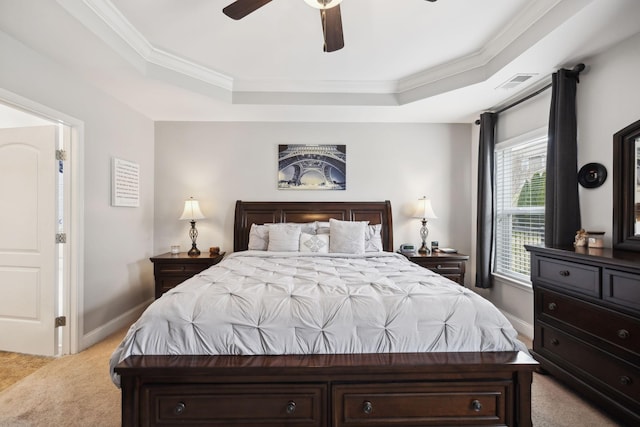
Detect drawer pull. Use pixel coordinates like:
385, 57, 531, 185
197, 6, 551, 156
548, 302, 557, 311
551, 338, 560, 346
471, 399, 483, 412
617, 329, 630, 340
174, 402, 186, 416
436, 265, 458, 270
619, 376, 632, 386
362, 401, 373, 415
285, 401, 296, 415
163, 267, 186, 273
559, 270, 570, 277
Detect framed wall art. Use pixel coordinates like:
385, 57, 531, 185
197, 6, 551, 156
111, 157, 140, 207
278, 144, 346, 190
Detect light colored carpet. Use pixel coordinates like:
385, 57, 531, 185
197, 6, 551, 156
0, 329, 624, 426
531, 372, 622, 427
0, 351, 53, 393
0, 329, 124, 427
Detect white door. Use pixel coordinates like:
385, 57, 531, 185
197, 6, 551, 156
0, 126, 58, 356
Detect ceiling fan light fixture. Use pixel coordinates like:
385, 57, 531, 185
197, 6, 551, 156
303, 0, 343, 10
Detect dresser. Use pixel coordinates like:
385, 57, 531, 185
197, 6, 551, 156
526, 245, 640, 425
150, 252, 225, 299
404, 252, 468, 285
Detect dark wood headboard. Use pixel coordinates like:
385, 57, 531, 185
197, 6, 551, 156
234, 201, 393, 252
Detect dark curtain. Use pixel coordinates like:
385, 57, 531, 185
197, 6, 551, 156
545, 66, 583, 246
475, 112, 497, 289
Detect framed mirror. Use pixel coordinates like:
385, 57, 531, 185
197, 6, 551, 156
613, 118, 640, 251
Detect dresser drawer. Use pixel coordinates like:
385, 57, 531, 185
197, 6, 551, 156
151, 253, 226, 299
155, 262, 210, 275
427, 263, 464, 285
538, 289, 640, 356
333, 381, 510, 426
604, 268, 640, 315
537, 325, 639, 403
405, 254, 468, 287
157, 277, 188, 295
143, 384, 325, 426
426, 261, 464, 275
534, 256, 601, 297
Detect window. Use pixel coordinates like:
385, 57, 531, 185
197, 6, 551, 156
494, 130, 547, 282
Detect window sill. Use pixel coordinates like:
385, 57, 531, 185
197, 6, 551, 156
492, 272, 533, 292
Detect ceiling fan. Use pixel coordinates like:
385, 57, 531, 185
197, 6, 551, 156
223, 0, 438, 53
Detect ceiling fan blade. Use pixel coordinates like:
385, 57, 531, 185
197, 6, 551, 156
321, 5, 344, 52
223, 0, 273, 20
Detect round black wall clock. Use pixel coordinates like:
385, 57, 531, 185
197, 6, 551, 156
578, 163, 607, 188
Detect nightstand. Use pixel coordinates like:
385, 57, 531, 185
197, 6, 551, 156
404, 252, 469, 285
150, 252, 225, 298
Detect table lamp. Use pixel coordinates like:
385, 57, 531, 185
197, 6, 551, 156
179, 197, 205, 256
413, 196, 437, 254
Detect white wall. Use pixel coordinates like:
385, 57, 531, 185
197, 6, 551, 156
470, 31, 640, 339
579, 31, 640, 240
5, 20, 636, 347
0, 30, 155, 347
154, 122, 472, 274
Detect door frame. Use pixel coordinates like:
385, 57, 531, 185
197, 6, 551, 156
0, 88, 84, 355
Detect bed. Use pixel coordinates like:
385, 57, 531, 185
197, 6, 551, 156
112, 200, 537, 427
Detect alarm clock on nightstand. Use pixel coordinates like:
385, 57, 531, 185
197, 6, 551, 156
398, 243, 417, 255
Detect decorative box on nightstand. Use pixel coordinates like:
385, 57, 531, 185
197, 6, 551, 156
404, 252, 469, 285
150, 252, 225, 299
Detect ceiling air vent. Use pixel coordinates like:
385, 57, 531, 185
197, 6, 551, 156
497, 73, 537, 90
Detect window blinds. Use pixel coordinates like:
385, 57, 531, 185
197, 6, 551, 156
495, 134, 547, 281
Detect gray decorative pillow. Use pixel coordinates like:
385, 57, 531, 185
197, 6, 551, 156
315, 221, 330, 235
248, 224, 269, 250
300, 222, 318, 235
365, 224, 383, 252
329, 218, 366, 254
300, 232, 329, 253
268, 223, 302, 252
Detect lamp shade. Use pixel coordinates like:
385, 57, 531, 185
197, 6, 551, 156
303, 0, 343, 10
413, 197, 437, 219
179, 197, 205, 221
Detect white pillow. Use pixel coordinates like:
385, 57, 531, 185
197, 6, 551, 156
300, 232, 329, 253
329, 218, 366, 254
248, 224, 269, 250
365, 224, 383, 252
268, 223, 302, 252
317, 220, 370, 235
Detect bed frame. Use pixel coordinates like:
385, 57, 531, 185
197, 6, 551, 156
116, 200, 537, 427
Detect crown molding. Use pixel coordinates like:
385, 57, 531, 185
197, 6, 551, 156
57, 0, 233, 90
57, 0, 582, 106
233, 79, 397, 94
396, 0, 570, 93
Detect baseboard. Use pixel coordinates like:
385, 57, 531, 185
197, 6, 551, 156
80, 298, 152, 351
501, 310, 533, 341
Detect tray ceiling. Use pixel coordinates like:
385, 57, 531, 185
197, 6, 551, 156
1, 0, 639, 122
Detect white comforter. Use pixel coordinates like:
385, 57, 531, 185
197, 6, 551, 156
110, 251, 528, 386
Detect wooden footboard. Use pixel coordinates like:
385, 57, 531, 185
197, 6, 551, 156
115, 351, 537, 427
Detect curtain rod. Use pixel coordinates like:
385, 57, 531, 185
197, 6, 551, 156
474, 63, 586, 125
495, 82, 552, 115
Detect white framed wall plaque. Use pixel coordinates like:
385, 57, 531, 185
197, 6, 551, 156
111, 157, 140, 207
